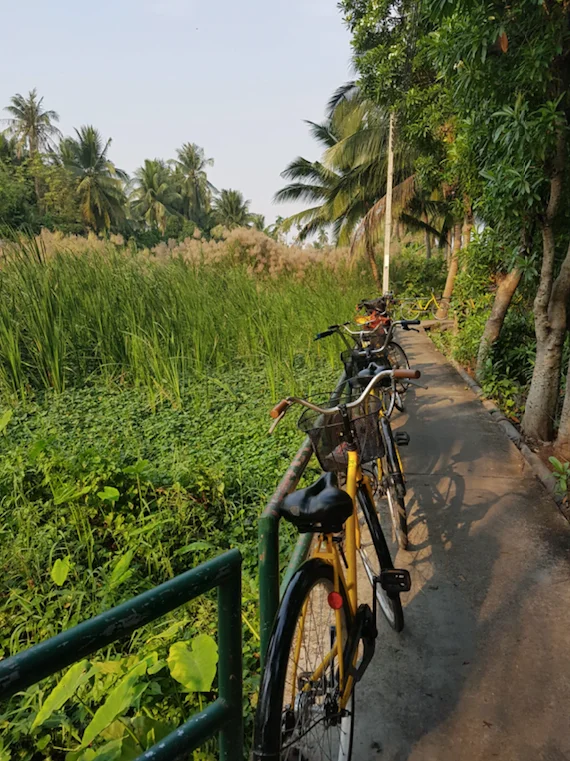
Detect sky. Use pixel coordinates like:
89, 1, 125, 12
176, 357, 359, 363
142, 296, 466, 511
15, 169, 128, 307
1, 0, 353, 224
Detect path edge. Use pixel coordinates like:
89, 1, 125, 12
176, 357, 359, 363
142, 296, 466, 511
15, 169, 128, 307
423, 331, 569, 520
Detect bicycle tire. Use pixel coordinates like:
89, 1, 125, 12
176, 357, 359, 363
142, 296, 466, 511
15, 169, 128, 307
254, 559, 355, 761
381, 471, 408, 551
357, 485, 405, 632
400, 305, 422, 321
386, 341, 410, 396
378, 415, 408, 550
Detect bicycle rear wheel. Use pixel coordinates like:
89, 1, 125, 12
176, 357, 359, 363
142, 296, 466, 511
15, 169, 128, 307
378, 462, 408, 550
254, 559, 354, 761
357, 485, 404, 632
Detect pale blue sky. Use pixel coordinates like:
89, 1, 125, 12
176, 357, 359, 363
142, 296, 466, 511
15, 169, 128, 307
1, 0, 352, 223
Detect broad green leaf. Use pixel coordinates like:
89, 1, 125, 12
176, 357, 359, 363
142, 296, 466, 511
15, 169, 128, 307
0, 408, 13, 435
81, 652, 158, 748
167, 634, 218, 692
91, 660, 124, 676
51, 556, 73, 587
81, 659, 150, 747
174, 541, 212, 556
32, 660, 90, 729
97, 486, 120, 503
122, 459, 151, 476
108, 550, 134, 590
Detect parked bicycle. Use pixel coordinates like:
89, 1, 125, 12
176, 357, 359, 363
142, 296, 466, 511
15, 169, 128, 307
253, 368, 420, 761
315, 318, 420, 409
396, 292, 444, 320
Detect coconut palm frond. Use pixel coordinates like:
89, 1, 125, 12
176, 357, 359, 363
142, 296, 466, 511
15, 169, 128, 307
350, 175, 417, 257
326, 80, 360, 117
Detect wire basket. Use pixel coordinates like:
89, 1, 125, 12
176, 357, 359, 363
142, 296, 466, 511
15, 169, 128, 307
298, 395, 385, 472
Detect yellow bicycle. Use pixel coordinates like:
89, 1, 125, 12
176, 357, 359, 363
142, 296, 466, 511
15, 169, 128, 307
253, 367, 419, 761
397, 292, 443, 320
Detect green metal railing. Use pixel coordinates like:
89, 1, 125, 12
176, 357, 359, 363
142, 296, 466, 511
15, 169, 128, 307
0, 549, 243, 761
258, 372, 347, 666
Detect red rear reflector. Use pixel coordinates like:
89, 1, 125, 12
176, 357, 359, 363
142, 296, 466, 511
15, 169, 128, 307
327, 591, 343, 610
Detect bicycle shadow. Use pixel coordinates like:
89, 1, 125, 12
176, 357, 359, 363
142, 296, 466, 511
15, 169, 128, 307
353, 334, 570, 761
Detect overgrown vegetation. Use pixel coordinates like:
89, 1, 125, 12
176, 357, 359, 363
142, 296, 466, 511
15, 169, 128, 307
337, 0, 570, 453
3, 232, 437, 760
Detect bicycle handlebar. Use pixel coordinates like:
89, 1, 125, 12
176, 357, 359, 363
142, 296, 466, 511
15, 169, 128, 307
314, 318, 419, 344
269, 368, 421, 429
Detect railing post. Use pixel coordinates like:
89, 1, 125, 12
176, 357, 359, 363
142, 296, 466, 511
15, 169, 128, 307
259, 512, 280, 669
218, 554, 243, 761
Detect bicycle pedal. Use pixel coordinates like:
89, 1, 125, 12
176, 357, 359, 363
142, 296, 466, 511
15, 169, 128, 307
379, 568, 411, 593
394, 431, 410, 446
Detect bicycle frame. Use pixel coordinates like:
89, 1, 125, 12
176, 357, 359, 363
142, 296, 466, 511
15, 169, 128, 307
288, 449, 376, 712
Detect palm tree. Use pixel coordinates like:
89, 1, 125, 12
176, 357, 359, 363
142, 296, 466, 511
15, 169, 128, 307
275, 88, 410, 250
3, 89, 61, 158
213, 189, 251, 229
130, 159, 181, 233
171, 142, 216, 227
61, 126, 127, 233
250, 213, 266, 231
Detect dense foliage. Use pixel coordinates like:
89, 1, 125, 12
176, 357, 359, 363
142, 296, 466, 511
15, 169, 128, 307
0, 91, 267, 244
335, 0, 570, 448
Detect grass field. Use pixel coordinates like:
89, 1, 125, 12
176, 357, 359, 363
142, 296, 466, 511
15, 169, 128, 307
0, 234, 366, 760
0, 233, 443, 760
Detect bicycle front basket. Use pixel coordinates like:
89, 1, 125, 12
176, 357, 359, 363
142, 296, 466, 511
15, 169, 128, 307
298, 395, 385, 472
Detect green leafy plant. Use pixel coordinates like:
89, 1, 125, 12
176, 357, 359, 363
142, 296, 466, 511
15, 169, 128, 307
548, 457, 570, 497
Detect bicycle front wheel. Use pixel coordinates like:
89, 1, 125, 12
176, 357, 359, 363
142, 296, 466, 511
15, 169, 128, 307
357, 485, 404, 632
254, 559, 355, 761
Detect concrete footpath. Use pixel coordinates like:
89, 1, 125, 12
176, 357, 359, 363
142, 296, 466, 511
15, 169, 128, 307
355, 328, 570, 761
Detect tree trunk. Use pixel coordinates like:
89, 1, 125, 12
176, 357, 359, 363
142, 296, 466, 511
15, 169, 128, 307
522, 128, 568, 441
475, 267, 522, 383
423, 213, 431, 259
555, 346, 570, 453
436, 221, 462, 318
462, 216, 472, 247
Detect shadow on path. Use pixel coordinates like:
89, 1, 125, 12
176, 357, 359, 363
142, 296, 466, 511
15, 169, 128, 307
354, 330, 570, 761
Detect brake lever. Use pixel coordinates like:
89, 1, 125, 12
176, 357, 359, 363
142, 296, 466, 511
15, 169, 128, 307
407, 379, 428, 390
268, 410, 287, 434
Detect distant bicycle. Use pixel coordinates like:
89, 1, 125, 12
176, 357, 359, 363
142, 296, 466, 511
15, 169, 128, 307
397, 292, 444, 320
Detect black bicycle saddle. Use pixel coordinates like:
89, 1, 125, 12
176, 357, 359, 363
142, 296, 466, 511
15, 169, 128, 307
280, 472, 353, 533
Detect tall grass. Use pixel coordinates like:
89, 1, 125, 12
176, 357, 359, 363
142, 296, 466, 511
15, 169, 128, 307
0, 236, 366, 403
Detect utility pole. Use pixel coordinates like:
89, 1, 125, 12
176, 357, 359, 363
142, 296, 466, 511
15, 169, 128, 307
382, 112, 395, 294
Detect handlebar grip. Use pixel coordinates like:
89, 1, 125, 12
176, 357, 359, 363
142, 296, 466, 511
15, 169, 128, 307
270, 399, 289, 419
401, 319, 421, 326
314, 329, 336, 340
393, 369, 421, 379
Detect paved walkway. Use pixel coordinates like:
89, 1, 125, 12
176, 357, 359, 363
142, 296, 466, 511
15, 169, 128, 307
355, 329, 570, 761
